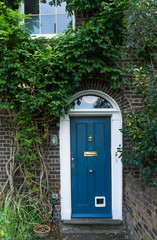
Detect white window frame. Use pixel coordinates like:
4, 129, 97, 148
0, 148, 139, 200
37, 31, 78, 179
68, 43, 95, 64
60, 90, 123, 220
20, 1, 75, 38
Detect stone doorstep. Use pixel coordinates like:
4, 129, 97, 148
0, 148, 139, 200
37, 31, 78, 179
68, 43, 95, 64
60, 219, 123, 233
63, 219, 122, 225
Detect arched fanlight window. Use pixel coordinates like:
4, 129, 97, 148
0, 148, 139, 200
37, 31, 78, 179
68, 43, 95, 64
72, 95, 113, 109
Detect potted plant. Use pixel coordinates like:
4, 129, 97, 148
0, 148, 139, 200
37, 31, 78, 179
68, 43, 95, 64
33, 225, 50, 238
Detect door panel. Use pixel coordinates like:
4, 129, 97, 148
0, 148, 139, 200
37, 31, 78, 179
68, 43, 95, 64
71, 117, 111, 218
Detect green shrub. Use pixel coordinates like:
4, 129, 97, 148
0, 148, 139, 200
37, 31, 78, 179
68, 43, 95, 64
0, 191, 53, 239
119, 68, 157, 185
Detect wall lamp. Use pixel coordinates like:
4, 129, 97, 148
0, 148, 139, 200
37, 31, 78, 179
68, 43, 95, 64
50, 135, 58, 146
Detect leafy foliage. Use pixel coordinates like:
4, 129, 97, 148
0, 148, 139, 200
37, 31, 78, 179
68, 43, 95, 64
1, 0, 22, 9
63, 0, 104, 15
0, 0, 125, 116
120, 0, 157, 185
43, 0, 104, 15
124, 0, 157, 58
0, 0, 126, 195
0, 191, 54, 239
0, 0, 156, 191
0, 213, 10, 240
119, 68, 157, 185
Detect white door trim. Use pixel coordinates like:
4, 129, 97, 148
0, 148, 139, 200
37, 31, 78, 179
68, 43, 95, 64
60, 90, 122, 220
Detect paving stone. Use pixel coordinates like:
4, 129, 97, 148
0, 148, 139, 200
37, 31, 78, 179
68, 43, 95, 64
61, 232, 130, 240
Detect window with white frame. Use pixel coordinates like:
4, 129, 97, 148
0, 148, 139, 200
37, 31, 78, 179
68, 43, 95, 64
24, 0, 73, 34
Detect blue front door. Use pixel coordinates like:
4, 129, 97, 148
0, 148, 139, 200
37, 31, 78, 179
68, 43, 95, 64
71, 117, 112, 218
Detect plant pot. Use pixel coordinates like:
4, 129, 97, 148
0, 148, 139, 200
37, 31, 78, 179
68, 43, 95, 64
33, 225, 50, 239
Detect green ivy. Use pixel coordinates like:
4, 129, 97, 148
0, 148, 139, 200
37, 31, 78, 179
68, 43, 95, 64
0, 0, 156, 187
1, 0, 22, 9
42, 0, 104, 15
0, 0, 126, 190
0, 0, 126, 116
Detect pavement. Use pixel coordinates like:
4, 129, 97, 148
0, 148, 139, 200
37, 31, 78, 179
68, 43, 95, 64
46, 225, 130, 240
60, 232, 130, 240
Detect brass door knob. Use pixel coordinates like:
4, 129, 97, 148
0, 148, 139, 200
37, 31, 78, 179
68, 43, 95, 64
89, 169, 93, 173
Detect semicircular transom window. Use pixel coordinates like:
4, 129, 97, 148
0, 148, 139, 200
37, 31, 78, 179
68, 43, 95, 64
72, 95, 113, 109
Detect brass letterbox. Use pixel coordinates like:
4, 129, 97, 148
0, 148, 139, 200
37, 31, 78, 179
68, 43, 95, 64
84, 152, 98, 157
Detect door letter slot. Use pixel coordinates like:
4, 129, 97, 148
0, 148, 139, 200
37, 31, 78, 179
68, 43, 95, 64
84, 152, 98, 157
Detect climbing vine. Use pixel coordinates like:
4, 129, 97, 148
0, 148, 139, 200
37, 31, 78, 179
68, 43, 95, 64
0, 0, 126, 204
0, 0, 156, 205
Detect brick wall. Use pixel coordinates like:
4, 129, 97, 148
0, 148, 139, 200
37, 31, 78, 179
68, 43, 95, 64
0, 118, 10, 193
0, 117, 61, 218
0, 1, 144, 214
0, 7, 154, 233
0, 80, 142, 219
125, 175, 157, 240
0, 8, 144, 203
45, 119, 61, 218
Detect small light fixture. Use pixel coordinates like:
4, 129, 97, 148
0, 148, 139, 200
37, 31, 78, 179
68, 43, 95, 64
50, 135, 58, 146
83, 96, 98, 104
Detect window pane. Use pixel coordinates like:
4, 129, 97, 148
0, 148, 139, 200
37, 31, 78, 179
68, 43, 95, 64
57, 2, 66, 14
41, 15, 56, 34
25, 16, 40, 34
72, 96, 113, 109
40, 0, 56, 14
57, 14, 72, 32
25, 0, 39, 14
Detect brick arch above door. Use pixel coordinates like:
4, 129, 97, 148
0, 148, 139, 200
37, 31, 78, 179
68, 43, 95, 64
73, 79, 131, 112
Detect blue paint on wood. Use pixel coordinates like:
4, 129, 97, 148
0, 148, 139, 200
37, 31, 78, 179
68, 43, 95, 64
71, 117, 112, 218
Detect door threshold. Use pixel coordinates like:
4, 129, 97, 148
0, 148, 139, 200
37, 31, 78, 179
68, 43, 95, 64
72, 213, 112, 218
62, 219, 122, 225
60, 219, 123, 233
